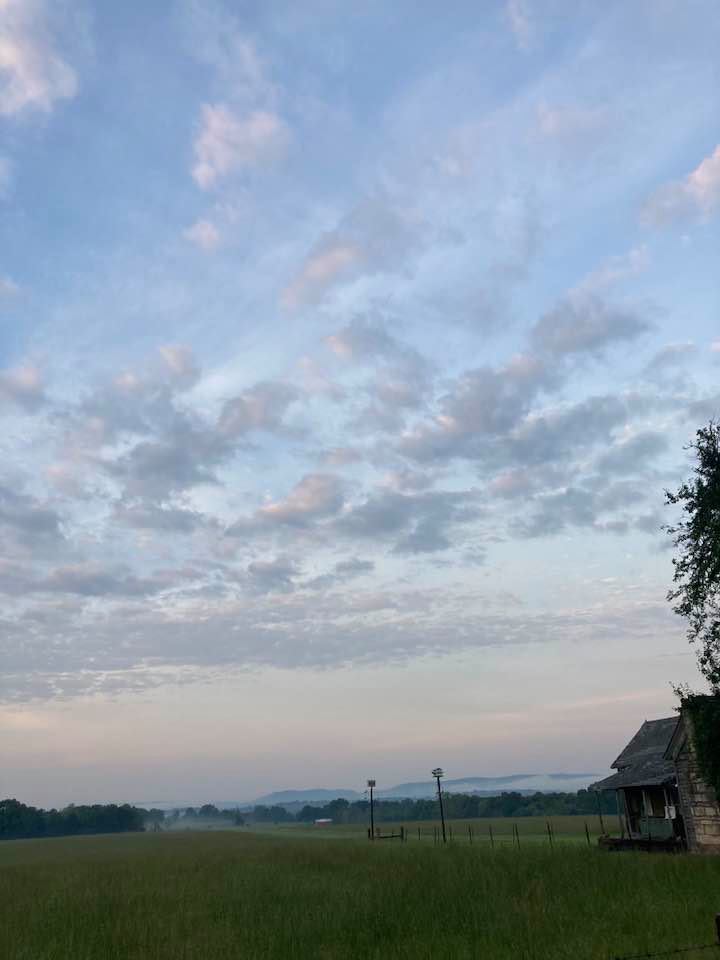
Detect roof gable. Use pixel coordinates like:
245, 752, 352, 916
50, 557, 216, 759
664, 713, 688, 762
612, 717, 679, 769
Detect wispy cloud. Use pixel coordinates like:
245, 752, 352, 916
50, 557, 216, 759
506, 0, 533, 50
282, 198, 424, 307
192, 104, 290, 189
0, 0, 77, 115
183, 218, 221, 251
642, 144, 720, 226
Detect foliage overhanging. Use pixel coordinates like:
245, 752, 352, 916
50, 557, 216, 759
666, 421, 720, 689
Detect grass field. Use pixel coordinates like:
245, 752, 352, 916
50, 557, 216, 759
2, 821, 720, 960
246, 813, 622, 844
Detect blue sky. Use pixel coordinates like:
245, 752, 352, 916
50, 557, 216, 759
1, 0, 719, 806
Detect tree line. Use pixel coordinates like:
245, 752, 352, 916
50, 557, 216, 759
0, 798, 146, 840
287, 790, 617, 824
145, 791, 618, 826
2, 790, 617, 839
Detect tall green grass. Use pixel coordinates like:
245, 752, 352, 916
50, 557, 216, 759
249, 813, 621, 843
1, 828, 719, 959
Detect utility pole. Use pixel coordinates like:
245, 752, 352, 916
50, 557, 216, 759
432, 768, 446, 843
367, 779, 376, 840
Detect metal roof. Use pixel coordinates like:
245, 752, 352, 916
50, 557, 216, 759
591, 717, 679, 792
591, 757, 676, 791
612, 717, 679, 769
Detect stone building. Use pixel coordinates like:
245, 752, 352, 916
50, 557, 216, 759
664, 707, 720, 854
592, 700, 720, 853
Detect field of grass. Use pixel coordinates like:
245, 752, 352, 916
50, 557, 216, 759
2, 823, 720, 960
248, 813, 622, 844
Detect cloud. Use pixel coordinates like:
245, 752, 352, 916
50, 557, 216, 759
247, 556, 299, 593
57, 361, 300, 510
63, 347, 201, 457
595, 431, 668, 475
192, 104, 290, 189
0, 0, 77, 115
258, 474, 345, 526
218, 381, 298, 437
325, 316, 432, 432
282, 198, 424, 307
114, 503, 209, 534
507, 394, 631, 467
513, 471, 656, 540
0, 483, 62, 542
181, 2, 277, 108
0, 274, 18, 296
183, 219, 221, 251
513, 487, 597, 538
326, 316, 402, 362
399, 353, 554, 462
318, 447, 363, 467
106, 417, 230, 501
506, 0, 533, 50
36, 563, 176, 598
642, 144, 720, 226
283, 245, 361, 308
577, 247, 650, 294
537, 102, 609, 141
0, 364, 45, 410
644, 342, 696, 373
2, 579, 683, 702
304, 557, 374, 591
488, 468, 537, 500
158, 345, 200, 389
337, 488, 480, 555
530, 294, 651, 357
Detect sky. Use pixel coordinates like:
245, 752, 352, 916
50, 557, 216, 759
1, 0, 719, 808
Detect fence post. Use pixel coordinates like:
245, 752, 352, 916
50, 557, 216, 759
468, 824, 472, 844
514, 823, 520, 848
585, 821, 591, 847
715, 914, 720, 944
596, 792, 606, 836
489, 823, 494, 849
418, 826, 421, 840
449, 824, 453, 841
546, 821, 553, 849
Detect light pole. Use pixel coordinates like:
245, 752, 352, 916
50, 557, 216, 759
432, 768, 446, 843
367, 779, 376, 840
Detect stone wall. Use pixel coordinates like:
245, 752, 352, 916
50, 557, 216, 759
676, 713, 720, 854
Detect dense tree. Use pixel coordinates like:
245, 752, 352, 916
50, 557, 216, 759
0, 799, 145, 840
284, 790, 614, 824
666, 421, 720, 688
252, 804, 293, 823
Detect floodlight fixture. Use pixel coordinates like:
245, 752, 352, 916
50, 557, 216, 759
367, 779, 376, 788
432, 768, 444, 779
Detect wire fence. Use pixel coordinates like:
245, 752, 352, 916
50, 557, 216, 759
382, 818, 610, 848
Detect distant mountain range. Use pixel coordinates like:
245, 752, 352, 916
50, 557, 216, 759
133, 772, 603, 812
252, 772, 600, 806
